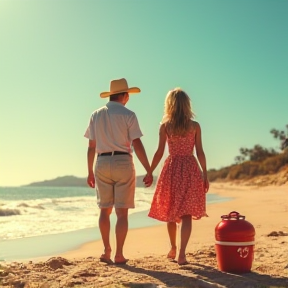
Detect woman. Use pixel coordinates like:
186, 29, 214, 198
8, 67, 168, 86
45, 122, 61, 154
148, 88, 209, 265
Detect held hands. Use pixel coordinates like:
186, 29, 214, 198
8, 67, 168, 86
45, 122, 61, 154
87, 172, 95, 188
143, 173, 153, 188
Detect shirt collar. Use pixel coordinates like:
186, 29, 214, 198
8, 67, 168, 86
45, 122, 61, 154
106, 101, 124, 107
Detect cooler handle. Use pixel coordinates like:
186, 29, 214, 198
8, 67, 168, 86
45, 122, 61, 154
221, 211, 245, 220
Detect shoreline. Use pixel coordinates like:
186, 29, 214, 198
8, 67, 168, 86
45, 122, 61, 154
1, 191, 230, 263
0, 210, 162, 263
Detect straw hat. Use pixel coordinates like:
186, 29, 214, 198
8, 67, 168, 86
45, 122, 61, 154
100, 78, 141, 98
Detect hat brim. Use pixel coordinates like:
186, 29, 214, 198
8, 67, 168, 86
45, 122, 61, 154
100, 87, 141, 98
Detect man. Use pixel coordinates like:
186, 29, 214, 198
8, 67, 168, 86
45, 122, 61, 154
84, 78, 153, 265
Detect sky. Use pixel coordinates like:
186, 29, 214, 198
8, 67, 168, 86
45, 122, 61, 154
0, 0, 287, 187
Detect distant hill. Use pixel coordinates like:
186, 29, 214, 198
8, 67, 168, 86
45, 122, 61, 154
25, 175, 151, 188
25, 176, 86, 187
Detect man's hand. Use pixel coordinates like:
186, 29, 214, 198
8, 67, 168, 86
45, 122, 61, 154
143, 174, 153, 188
87, 172, 95, 188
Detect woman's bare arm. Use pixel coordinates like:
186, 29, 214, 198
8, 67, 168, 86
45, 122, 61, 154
194, 122, 209, 192
150, 123, 167, 173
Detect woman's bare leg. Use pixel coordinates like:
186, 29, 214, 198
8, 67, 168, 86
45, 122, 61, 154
178, 215, 192, 265
167, 222, 177, 259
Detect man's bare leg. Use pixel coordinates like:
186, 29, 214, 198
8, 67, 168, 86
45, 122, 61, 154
99, 207, 113, 261
114, 208, 128, 263
167, 222, 177, 259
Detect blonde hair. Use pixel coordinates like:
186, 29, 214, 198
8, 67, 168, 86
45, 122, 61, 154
163, 88, 195, 136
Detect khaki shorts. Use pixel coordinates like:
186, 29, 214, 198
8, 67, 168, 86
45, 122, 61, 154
95, 154, 135, 209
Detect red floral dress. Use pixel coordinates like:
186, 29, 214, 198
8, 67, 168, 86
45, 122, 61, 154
148, 130, 208, 223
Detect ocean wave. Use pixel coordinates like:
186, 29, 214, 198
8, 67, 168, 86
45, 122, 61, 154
51, 196, 94, 204
17, 203, 45, 210
0, 208, 21, 216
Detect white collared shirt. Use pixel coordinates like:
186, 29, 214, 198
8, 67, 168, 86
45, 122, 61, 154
84, 101, 143, 154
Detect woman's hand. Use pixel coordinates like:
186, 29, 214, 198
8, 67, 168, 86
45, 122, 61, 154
203, 176, 209, 193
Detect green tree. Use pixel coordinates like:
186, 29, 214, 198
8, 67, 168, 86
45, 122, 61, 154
235, 124, 288, 164
270, 124, 288, 150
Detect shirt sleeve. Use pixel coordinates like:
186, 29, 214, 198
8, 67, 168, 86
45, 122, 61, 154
84, 115, 96, 140
127, 113, 143, 140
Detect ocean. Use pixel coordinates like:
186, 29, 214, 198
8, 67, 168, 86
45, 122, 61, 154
0, 186, 230, 261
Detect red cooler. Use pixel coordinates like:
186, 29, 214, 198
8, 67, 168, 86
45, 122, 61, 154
215, 211, 255, 273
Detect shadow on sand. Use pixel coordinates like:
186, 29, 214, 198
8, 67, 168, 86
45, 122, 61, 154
119, 262, 288, 288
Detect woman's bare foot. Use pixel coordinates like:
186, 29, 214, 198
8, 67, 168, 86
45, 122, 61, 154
99, 248, 113, 264
167, 246, 177, 260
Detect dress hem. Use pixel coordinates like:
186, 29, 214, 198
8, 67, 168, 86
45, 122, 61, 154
148, 213, 209, 223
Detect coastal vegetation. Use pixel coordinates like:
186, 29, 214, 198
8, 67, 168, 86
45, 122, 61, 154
208, 125, 288, 184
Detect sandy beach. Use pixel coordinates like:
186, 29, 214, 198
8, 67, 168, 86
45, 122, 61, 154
1, 182, 288, 288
